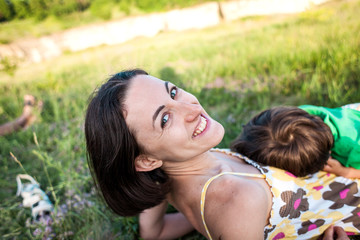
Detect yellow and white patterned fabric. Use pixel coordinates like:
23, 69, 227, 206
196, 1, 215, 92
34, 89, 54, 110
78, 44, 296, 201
200, 149, 360, 240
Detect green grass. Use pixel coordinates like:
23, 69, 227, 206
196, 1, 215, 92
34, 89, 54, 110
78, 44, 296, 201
0, 0, 360, 239
0, 11, 109, 44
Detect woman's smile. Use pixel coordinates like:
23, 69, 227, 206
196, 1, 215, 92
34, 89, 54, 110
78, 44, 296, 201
193, 114, 209, 138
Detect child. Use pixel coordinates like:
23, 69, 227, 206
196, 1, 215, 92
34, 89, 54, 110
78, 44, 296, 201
231, 105, 360, 178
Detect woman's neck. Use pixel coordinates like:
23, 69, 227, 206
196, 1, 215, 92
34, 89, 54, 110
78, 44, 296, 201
162, 150, 228, 177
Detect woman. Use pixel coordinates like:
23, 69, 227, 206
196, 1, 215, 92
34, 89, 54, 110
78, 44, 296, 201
85, 69, 356, 239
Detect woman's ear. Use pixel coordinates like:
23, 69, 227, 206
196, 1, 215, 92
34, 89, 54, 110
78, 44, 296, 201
135, 155, 163, 172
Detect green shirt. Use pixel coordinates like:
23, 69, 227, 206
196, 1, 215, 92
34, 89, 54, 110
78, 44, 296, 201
299, 105, 360, 169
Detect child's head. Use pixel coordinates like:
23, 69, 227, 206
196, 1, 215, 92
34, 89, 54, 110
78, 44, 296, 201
231, 106, 334, 177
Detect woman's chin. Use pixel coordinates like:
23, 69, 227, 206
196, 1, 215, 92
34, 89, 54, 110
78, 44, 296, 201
210, 121, 225, 146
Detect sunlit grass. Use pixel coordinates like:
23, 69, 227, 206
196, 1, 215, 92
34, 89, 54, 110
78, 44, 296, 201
0, 0, 359, 239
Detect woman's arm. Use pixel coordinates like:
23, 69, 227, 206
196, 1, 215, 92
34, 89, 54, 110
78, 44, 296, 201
139, 200, 194, 240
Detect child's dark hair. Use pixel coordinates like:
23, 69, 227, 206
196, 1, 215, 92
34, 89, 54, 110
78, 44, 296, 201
230, 106, 334, 177
85, 69, 170, 216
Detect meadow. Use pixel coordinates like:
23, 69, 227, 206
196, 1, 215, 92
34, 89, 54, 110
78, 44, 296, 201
0, 0, 360, 239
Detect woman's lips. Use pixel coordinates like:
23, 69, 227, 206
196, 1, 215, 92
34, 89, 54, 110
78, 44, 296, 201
193, 114, 209, 137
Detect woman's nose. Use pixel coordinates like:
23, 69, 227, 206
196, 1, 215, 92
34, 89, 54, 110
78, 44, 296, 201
181, 102, 202, 122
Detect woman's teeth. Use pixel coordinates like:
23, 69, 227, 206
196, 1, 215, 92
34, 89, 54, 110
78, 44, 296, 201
193, 116, 207, 137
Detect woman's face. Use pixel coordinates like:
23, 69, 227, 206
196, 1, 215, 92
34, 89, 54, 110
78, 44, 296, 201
124, 74, 225, 162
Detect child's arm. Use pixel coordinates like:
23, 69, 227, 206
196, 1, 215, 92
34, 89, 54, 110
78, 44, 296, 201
139, 200, 194, 240
323, 157, 360, 178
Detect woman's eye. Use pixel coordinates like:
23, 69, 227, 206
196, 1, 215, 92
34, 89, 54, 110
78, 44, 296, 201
170, 87, 177, 99
161, 114, 169, 128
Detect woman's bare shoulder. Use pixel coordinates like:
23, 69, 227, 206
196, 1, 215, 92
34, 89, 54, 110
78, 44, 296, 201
203, 175, 270, 239
206, 174, 267, 202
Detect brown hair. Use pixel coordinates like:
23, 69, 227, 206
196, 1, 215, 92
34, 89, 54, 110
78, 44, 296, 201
230, 106, 334, 177
85, 69, 170, 216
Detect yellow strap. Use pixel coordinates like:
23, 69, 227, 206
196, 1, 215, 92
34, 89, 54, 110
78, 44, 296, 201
200, 172, 265, 240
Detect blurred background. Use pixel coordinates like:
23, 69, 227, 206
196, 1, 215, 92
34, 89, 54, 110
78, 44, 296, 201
0, 0, 359, 239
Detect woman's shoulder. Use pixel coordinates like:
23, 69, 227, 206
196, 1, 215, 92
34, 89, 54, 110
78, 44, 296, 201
206, 173, 268, 204
203, 174, 270, 239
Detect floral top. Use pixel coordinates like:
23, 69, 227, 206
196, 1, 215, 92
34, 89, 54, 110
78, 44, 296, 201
201, 149, 360, 240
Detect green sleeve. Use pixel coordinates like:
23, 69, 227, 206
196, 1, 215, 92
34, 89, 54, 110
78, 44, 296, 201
299, 105, 360, 168
331, 137, 360, 169
299, 105, 340, 140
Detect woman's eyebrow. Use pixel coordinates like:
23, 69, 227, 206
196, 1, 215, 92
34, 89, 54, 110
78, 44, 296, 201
165, 81, 169, 93
152, 82, 169, 128
153, 105, 165, 128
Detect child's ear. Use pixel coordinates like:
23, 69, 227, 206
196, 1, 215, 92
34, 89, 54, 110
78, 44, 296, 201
135, 155, 163, 172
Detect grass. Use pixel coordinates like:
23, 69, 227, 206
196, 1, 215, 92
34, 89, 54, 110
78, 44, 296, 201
0, 0, 360, 239
0, 11, 101, 44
